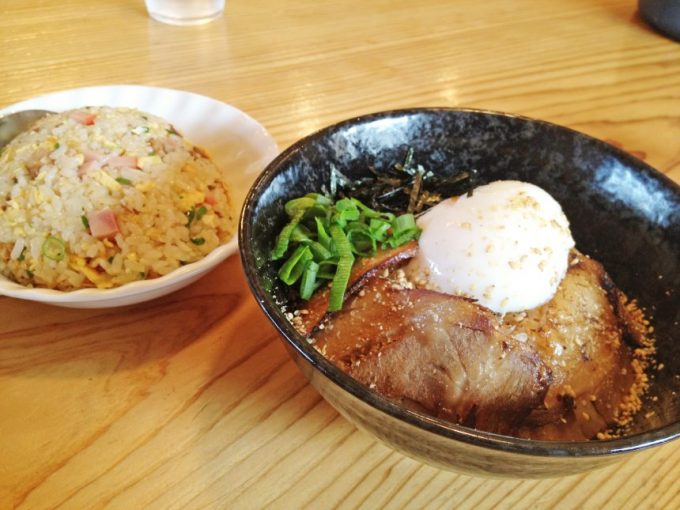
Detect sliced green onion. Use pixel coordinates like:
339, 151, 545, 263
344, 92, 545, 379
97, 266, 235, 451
384, 233, 419, 249
346, 222, 376, 257
383, 234, 409, 248
115, 177, 132, 186
186, 205, 207, 227
368, 217, 391, 242
328, 256, 353, 312
299, 260, 319, 299
284, 193, 331, 217
195, 206, 208, 221
278, 245, 313, 285
302, 205, 330, 222
81, 215, 90, 229
333, 198, 360, 226
330, 224, 354, 259
308, 241, 332, 260
316, 259, 338, 280
17, 246, 27, 262
191, 237, 205, 245
335, 197, 357, 213
271, 209, 305, 261
186, 207, 196, 226
327, 225, 355, 311
271, 192, 421, 310
350, 198, 382, 219
315, 217, 332, 249
384, 213, 420, 248
290, 224, 313, 243
42, 236, 66, 261
392, 213, 417, 236
306, 192, 332, 206
285, 196, 316, 217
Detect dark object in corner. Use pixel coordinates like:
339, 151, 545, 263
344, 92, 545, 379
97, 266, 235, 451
639, 0, 680, 42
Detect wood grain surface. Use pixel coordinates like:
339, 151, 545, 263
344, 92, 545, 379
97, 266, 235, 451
1, 0, 679, 508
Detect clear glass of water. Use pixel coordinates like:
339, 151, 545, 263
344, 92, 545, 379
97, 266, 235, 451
145, 0, 225, 26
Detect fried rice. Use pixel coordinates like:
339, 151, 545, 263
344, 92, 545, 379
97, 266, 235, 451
0, 106, 234, 290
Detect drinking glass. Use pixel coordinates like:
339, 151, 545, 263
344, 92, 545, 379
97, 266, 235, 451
145, 0, 225, 26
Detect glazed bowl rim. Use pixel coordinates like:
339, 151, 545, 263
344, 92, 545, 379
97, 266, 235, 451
240, 106, 680, 458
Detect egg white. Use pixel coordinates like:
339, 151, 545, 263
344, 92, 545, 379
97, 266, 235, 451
407, 180, 575, 314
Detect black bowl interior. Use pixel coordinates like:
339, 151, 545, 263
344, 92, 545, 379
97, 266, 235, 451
240, 108, 680, 455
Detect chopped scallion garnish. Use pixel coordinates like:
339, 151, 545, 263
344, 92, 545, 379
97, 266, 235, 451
270, 192, 421, 313
299, 260, 319, 299
278, 245, 313, 285
271, 209, 305, 261
186, 207, 196, 226
41, 236, 66, 261
195, 206, 208, 221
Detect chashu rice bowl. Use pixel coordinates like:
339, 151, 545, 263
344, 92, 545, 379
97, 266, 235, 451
0, 106, 234, 290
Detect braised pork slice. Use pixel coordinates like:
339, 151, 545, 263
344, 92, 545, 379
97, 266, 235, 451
308, 248, 650, 440
507, 253, 647, 440
313, 278, 550, 435
299, 241, 417, 335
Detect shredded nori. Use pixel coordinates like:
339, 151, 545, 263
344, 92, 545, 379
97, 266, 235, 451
331, 148, 478, 215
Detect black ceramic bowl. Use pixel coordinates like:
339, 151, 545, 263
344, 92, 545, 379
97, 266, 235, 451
239, 108, 680, 478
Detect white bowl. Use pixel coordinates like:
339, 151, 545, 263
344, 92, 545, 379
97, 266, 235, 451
0, 85, 278, 308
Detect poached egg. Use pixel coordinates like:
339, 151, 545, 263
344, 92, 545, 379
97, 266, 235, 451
407, 180, 575, 314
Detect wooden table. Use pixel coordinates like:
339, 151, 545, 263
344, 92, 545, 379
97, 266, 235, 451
1, 1, 679, 508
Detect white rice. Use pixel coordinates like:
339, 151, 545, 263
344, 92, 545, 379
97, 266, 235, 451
0, 106, 234, 290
